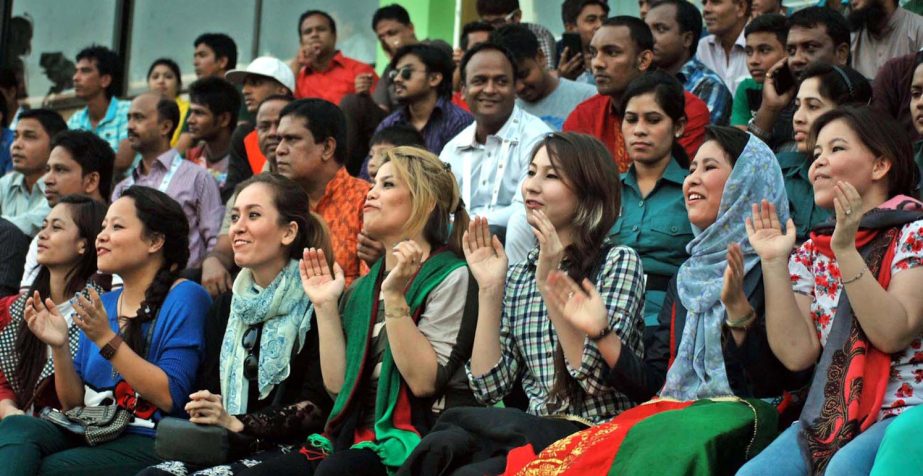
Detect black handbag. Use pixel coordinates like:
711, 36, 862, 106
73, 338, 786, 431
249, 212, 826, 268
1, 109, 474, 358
154, 417, 232, 467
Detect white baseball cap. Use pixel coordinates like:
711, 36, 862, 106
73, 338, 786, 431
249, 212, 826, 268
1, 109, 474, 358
225, 56, 295, 93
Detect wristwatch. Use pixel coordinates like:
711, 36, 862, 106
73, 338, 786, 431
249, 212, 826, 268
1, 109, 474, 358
746, 117, 772, 142
99, 334, 123, 360
589, 327, 612, 342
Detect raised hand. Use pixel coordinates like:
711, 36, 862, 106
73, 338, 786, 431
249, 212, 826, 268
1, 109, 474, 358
381, 240, 426, 298
544, 271, 609, 337
720, 243, 749, 312
745, 200, 796, 264
830, 181, 864, 255
462, 216, 508, 291
355, 73, 375, 95
529, 209, 565, 291
73, 287, 115, 347
556, 47, 584, 80
762, 58, 796, 111
24, 291, 69, 349
299, 248, 345, 307
357, 229, 385, 266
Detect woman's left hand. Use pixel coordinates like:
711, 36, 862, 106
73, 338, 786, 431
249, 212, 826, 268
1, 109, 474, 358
830, 181, 864, 254
381, 240, 426, 298
530, 209, 565, 290
185, 390, 242, 431
73, 288, 115, 348
720, 243, 750, 315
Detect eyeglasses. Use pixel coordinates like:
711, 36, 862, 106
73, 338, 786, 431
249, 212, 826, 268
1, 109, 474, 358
242, 325, 260, 381
388, 66, 425, 82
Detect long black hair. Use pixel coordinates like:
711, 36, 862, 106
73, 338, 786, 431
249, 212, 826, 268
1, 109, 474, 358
119, 186, 189, 354
15, 196, 108, 406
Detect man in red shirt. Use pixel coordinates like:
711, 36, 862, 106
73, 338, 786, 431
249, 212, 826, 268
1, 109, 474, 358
564, 16, 709, 172
295, 10, 379, 105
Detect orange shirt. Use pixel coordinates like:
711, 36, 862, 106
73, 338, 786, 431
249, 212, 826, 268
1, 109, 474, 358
295, 51, 378, 105
315, 167, 370, 286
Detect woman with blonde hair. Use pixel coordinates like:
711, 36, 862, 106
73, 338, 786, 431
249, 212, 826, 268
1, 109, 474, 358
237, 146, 478, 476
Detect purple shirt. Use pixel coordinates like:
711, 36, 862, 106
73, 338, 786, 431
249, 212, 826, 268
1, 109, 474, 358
360, 97, 473, 179
112, 149, 223, 268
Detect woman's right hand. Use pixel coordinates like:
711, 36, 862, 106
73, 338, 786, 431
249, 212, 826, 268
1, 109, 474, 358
545, 271, 609, 337
24, 292, 68, 349
462, 216, 508, 291
745, 200, 796, 264
299, 248, 345, 307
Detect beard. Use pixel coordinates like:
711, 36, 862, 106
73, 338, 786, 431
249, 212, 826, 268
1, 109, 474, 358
848, 0, 888, 34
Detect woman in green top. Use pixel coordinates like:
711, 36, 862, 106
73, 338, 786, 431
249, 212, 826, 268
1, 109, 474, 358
783, 63, 870, 241
613, 71, 694, 345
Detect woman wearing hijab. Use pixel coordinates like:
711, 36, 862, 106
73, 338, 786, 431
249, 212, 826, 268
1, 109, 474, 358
506, 127, 797, 475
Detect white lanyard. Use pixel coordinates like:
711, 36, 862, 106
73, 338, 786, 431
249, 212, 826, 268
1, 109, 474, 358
125, 153, 182, 193
462, 136, 515, 212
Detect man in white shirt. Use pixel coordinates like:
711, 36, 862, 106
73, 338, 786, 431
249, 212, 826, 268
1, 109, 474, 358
440, 43, 551, 237
696, 0, 750, 96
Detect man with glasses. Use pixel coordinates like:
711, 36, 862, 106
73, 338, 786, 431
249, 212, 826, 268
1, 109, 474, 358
476, 0, 557, 69
358, 44, 472, 179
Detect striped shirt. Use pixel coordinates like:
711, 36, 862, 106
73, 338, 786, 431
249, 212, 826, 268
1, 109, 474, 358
111, 149, 223, 268
467, 238, 646, 424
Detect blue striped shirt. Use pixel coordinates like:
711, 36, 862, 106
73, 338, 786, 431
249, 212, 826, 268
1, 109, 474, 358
679, 58, 733, 126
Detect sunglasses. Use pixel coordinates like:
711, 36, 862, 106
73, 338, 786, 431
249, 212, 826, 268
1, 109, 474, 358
388, 66, 424, 82
242, 325, 260, 381
483, 9, 520, 27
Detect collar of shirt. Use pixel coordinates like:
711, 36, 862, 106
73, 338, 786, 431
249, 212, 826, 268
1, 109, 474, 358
704, 27, 746, 52
315, 166, 352, 211
776, 151, 810, 181
881, 7, 908, 38
622, 158, 687, 193
99, 98, 124, 128
132, 148, 179, 179
395, 96, 449, 123
7, 171, 46, 195
303, 50, 346, 74
455, 104, 525, 150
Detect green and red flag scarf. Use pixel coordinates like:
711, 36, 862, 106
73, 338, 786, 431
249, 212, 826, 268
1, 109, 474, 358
506, 397, 778, 476
301, 250, 465, 473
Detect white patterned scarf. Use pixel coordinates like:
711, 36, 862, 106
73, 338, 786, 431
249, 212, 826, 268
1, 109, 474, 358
220, 260, 313, 414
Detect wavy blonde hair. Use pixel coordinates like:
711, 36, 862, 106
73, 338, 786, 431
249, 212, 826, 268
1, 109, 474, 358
380, 146, 469, 255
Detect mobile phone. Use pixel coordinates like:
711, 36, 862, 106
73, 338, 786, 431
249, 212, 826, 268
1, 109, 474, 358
561, 32, 583, 58
772, 61, 796, 94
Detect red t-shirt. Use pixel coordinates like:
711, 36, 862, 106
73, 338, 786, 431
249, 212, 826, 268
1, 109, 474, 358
295, 51, 379, 106
563, 92, 709, 172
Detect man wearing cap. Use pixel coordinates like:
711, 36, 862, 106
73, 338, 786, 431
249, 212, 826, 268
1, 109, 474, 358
224, 56, 295, 191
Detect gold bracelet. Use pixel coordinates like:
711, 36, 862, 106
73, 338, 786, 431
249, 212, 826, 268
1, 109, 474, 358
384, 304, 410, 320
725, 309, 756, 329
841, 268, 865, 285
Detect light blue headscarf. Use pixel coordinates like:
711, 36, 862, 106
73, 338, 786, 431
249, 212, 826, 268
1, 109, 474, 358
220, 259, 313, 414
660, 133, 789, 400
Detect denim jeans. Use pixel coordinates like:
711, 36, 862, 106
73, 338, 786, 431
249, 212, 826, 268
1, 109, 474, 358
737, 417, 895, 476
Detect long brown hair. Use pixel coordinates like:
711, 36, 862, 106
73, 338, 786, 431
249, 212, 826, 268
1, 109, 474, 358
534, 132, 622, 407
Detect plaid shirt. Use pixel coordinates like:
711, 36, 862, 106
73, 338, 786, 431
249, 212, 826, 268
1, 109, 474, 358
466, 238, 646, 424
679, 58, 733, 126
66, 98, 131, 154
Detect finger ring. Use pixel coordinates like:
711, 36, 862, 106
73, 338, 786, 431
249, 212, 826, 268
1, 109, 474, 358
568, 292, 575, 299
845, 208, 853, 216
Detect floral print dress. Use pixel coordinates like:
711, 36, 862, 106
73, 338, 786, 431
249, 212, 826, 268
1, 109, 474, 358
789, 219, 923, 419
